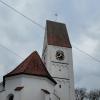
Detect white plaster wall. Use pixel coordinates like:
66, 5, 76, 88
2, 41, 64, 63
41, 91, 59, 100
47, 45, 72, 63
50, 63, 69, 79
0, 91, 6, 100
41, 91, 49, 100
43, 45, 75, 100
5, 75, 22, 100
50, 93, 59, 100
46, 45, 72, 79
0, 75, 23, 100
0, 75, 55, 100
20, 75, 55, 100
5, 75, 22, 90
54, 79, 70, 100
0, 86, 21, 100
69, 63, 75, 100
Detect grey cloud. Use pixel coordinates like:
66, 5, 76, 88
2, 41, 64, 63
0, 46, 21, 82
0, 0, 100, 90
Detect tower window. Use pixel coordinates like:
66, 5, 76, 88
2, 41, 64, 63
59, 69, 61, 71
59, 85, 61, 88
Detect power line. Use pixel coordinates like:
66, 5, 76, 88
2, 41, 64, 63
0, 0, 44, 29
73, 45, 100, 63
0, 0, 100, 64
0, 0, 44, 60
0, 43, 23, 60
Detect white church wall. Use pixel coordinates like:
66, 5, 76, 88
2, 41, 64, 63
4, 89, 21, 100
54, 79, 70, 100
5, 75, 22, 90
20, 75, 55, 100
41, 91, 50, 100
50, 62, 69, 79
46, 45, 72, 79
43, 45, 75, 100
41, 91, 59, 100
0, 75, 23, 100
0, 91, 6, 100
69, 63, 75, 100
47, 45, 72, 63
50, 93, 60, 100
0, 75, 55, 100
64, 48, 75, 100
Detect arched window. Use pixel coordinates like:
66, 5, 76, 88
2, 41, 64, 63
8, 94, 14, 100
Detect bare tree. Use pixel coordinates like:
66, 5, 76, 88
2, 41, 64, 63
88, 90, 99, 100
75, 88, 87, 100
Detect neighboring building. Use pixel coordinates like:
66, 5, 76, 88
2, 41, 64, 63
0, 20, 75, 100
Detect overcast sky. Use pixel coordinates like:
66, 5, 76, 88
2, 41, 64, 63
0, 0, 100, 90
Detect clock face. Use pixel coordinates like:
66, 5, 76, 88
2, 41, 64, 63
56, 50, 64, 60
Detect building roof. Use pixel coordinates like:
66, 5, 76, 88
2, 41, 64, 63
46, 20, 72, 48
4, 51, 56, 84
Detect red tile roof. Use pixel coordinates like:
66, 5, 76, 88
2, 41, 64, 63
46, 20, 72, 48
4, 51, 56, 84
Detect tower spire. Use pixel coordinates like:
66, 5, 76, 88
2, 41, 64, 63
46, 20, 72, 48
42, 20, 75, 100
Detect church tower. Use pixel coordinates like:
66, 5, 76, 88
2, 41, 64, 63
42, 20, 75, 100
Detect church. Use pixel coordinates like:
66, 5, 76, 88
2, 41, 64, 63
0, 20, 75, 100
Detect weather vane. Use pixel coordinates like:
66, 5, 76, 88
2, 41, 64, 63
54, 13, 58, 21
